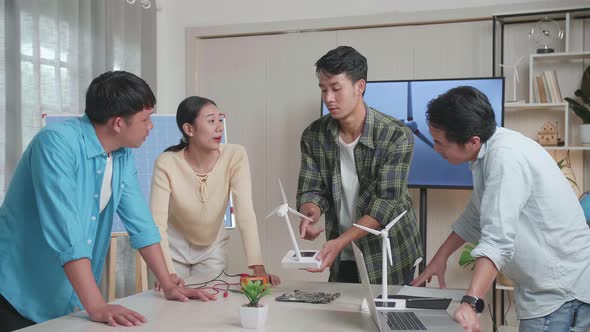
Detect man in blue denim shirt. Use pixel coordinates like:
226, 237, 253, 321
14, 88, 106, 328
412, 86, 590, 332
0, 71, 216, 332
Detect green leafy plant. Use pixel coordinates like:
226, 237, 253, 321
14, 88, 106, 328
241, 280, 271, 308
556, 157, 579, 189
564, 65, 590, 124
459, 242, 514, 286
458, 242, 478, 270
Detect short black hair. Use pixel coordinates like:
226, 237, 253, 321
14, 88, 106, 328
85, 71, 156, 124
426, 86, 497, 144
315, 46, 367, 85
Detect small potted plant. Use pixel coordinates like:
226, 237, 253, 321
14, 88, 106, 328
240, 279, 271, 329
564, 65, 590, 145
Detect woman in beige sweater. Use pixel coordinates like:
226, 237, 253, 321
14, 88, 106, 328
150, 96, 279, 287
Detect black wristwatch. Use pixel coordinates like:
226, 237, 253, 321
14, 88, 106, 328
461, 295, 485, 313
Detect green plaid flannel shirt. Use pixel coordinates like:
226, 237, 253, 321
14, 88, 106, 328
297, 105, 422, 285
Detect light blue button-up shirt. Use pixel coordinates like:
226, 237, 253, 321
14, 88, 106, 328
0, 115, 160, 323
453, 127, 590, 319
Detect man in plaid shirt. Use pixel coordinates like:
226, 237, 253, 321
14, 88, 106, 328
296, 46, 422, 285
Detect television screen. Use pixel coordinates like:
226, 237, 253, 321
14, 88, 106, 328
321, 77, 504, 189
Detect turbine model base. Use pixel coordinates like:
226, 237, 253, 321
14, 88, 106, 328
281, 250, 321, 269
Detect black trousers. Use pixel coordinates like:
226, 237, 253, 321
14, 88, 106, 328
0, 294, 35, 332
336, 260, 417, 285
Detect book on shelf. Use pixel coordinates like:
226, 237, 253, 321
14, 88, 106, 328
535, 75, 548, 103
533, 71, 563, 103
533, 76, 539, 103
550, 70, 563, 102
543, 71, 554, 103
544, 72, 554, 102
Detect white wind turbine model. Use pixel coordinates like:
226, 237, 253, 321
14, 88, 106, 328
265, 179, 322, 269
499, 55, 525, 103
353, 210, 407, 304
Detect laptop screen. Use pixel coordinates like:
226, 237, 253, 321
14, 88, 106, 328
352, 242, 384, 331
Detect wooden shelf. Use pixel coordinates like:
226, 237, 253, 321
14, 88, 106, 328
504, 102, 590, 150
504, 102, 566, 112
531, 51, 590, 63
543, 146, 590, 151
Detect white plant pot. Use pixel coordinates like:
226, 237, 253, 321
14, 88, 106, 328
580, 124, 590, 145
240, 304, 269, 329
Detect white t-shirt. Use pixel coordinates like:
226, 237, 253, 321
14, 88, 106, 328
338, 134, 360, 261
99, 154, 113, 213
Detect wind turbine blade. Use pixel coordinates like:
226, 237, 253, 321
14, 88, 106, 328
386, 240, 393, 266
407, 81, 414, 120
414, 130, 434, 148
287, 207, 313, 222
264, 206, 279, 219
514, 69, 520, 84
278, 178, 288, 204
514, 55, 525, 66
353, 223, 381, 236
385, 210, 407, 232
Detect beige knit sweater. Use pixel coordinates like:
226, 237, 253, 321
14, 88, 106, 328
149, 144, 263, 273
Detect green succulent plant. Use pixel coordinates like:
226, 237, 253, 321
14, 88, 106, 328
241, 280, 271, 308
564, 65, 590, 124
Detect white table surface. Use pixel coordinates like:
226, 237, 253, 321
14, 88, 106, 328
19, 279, 464, 331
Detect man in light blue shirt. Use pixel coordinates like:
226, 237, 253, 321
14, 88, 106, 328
412, 86, 590, 332
0, 71, 216, 331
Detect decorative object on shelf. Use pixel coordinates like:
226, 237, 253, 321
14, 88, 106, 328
528, 17, 564, 54
564, 65, 590, 145
240, 279, 271, 329
499, 56, 525, 102
537, 121, 560, 146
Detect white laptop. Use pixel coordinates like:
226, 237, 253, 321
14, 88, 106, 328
352, 242, 463, 332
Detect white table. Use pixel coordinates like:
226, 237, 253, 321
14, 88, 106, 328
20, 280, 462, 331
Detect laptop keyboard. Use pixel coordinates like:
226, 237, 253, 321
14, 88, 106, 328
382, 311, 427, 330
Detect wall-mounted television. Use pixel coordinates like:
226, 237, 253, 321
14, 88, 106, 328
321, 77, 504, 189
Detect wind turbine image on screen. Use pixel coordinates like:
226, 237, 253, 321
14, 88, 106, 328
321, 77, 504, 188
403, 82, 434, 149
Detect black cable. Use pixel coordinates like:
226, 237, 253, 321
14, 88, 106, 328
488, 303, 497, 332
184, 270, 225, 288
503, 291, 512, 326
184, 270, 245, 290
223, 270, 244, 278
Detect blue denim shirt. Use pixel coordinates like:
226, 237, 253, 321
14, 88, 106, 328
453, 127, 590, 319
0, 115, 160, 323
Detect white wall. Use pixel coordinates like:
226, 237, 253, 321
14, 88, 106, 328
156, 0, 587, 115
